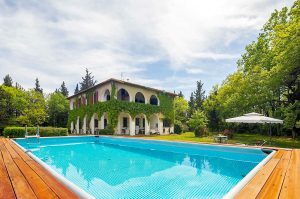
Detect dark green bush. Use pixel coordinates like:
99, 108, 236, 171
174, 123, 182, 134
3, 126, 68, 138
96, 128, 114, 135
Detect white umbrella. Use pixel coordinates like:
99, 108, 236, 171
225, 112, 283, 124
225, 112, 283, 137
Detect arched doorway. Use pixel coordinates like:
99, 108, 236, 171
135, 114, 146, 135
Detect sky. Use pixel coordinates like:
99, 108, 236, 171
0, 0, 293, 98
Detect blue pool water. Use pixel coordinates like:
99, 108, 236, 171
16, 136, 268, 198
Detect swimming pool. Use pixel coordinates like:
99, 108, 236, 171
15, 136, 272, 199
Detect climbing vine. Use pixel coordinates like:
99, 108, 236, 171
68, 82, 175, 129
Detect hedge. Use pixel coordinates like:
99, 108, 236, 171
95, 128, 114, 135
3, 127, 68, 138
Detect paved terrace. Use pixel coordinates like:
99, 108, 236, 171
0, 137, 299, 199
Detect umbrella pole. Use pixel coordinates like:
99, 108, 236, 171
269, 123, 272, 142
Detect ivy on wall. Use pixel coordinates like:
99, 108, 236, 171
68, 82, 175, 129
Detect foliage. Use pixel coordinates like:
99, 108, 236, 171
68, 82, 175, 130
96, 128, 114, 135
34, 78, 43, 94
59, 81, 69, 97
3, 126, 68, 138
79, 68, 97, 91
194, 80, 205, 110
174, 96, 189, 133
16, 90, 47, 126
188, 110, 208, 137
0, 86, 13, 127
74, 84, 79, 94
47, 92, 69, 127
3, 74, 13, 87
203, 1, 300, 137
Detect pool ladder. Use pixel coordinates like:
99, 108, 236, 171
25, 125, 40, 145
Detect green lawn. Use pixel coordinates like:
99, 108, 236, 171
140, 132, 300, 149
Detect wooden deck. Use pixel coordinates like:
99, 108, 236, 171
235, 149, 300, 199
0, 138, 79, 199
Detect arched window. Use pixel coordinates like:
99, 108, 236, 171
135, 92, 145, 103
149, 95, 158, 105
117, 88, 130, 101
103, 89, 110, 101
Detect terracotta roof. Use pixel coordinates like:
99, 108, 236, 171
67, 78, 177, 99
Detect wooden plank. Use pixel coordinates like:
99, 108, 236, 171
272, 149, 285, 159
0, 145, 16, 199
235, 158, 280, 199
1, 143, 37, 199
256, 150, 291, 199
13, 158, 58, 199
279, 149, 300, 199
9, 140, 79, 199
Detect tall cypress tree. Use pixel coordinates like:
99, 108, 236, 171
60, 81, 69, 97
188, 92, 195, 117
178, 91, 184, 98
194, 80, 205, 110
34, 78, 43, 94
3, 74, 13, 87
74, 84, 79, 94
79, 68, 97, 91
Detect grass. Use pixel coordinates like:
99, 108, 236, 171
140, 132, 300, 149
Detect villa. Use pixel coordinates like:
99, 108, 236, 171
67, 78, 176, 135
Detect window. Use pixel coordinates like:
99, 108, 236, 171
163, 119, 171, 127
135, 118, 140, 126
135, 92, 145, 103
123, 117, 128, 128
104, 90, 110, 101
117, 88, 130, 101
94, 119, 98, 128
104, 119, 108, 129
73, 102, 76, 109
150, 95, 158, 105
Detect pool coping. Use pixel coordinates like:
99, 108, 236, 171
13, 135, 277, 199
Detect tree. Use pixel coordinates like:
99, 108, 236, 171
79, 68, 97, 91
0, 86, 13, 126
74, 84, 79, 94
194, 80, 205, 110
16, 90, 47, 126
34, 78, 43, 94
188, 92, 195, 117
47, 92, 69, 127
174, 96, 189, 133
3, 74, 13, 87
188, 110, 208, 137
60, 81, 69, 97
178, 91, 184, 98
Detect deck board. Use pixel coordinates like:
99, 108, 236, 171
0, 138, 79, 199
0, 147, 16, 199
7, 140, 79, 199
235, 149, 300, 199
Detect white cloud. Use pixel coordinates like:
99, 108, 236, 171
0, 0, 293, 94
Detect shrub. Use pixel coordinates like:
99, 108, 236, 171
3, 126, 68, 138
96, 128, 114, 135
174, 123, 182, 134
188, 110, 208, 137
